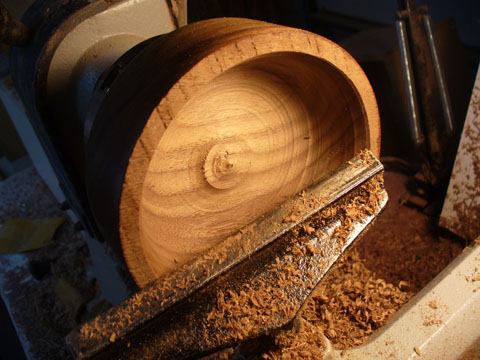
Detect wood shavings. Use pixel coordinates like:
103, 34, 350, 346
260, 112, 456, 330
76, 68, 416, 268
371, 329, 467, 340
414, 346, 422, 356
224, 170, 463, 358
301, 247, 412, 348
422, 318, 442, 327
78, 169, 464, 359
283, 213, 298, 223
263, 319, 326, 359
205, 269, 302, 343
204, 173, 386, 358
241, 237, 251, 253
303, 224, 315, 235
296, 171, 463, 350
217, 248, 228, 265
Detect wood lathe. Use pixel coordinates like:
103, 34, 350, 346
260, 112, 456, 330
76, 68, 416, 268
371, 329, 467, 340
7, 2, 386, 358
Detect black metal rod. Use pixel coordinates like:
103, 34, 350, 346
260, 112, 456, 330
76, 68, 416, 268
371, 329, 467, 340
423, 14, 454, 136
396, 19, 425, 147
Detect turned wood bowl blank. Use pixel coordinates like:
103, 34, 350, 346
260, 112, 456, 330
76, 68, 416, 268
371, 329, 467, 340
117, 18, 380, 287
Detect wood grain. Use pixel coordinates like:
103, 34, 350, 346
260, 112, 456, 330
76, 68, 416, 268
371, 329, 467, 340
118, 18, 380, 286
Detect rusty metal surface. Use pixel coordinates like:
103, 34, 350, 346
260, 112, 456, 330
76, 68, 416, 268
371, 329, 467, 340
66, 151, 387, 359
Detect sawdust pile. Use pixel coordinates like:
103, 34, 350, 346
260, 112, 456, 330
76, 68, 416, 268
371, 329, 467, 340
205, 171, 464, 359
262, 171, 463, 356
354, 173, 464, 293
207, 277, 299, 344
302, 248, 413, 348
260, 246, 412, 357
262, 318, 326, 359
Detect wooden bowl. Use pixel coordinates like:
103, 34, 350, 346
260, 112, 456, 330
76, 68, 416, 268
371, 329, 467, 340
88, 18, 380, 287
